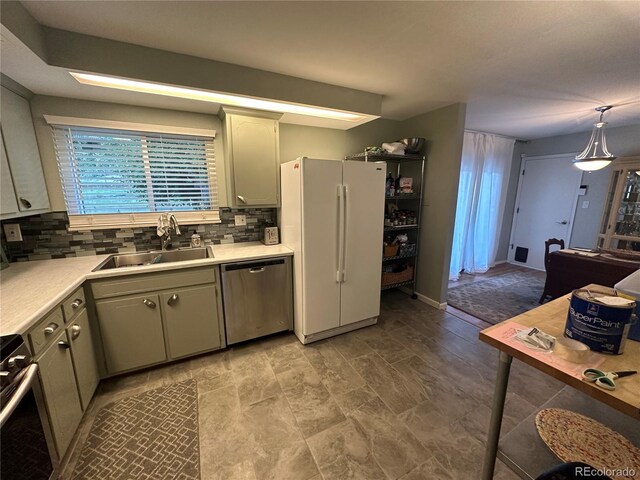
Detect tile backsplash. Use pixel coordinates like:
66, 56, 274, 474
1, 209, 275, 262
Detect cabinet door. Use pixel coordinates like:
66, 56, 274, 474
38, 330, 83, 459
161, 284, 221, 359
96, 294, 166, 374
230, 115, 279, 206
0, 132, 18, 215
68, 309, 100, 410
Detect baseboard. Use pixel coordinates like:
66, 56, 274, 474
493, 260, 507, 265
399, 287, 447, 310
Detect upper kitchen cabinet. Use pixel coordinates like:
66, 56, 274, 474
0, 86, 50, 218
221, 107, 282, 208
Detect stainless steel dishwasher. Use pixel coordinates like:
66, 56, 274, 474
221, 257, 293, 345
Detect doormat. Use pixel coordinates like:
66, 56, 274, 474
535, 408, 640, 480
447, 271, 545, 324
72, 380, 200, 480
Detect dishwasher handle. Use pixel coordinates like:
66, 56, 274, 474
223, 258, 286, 272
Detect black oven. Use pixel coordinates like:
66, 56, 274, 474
1, 334, 57, 480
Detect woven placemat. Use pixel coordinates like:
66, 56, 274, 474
535, 408, 640, 480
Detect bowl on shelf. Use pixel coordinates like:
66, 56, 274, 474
397, 138, 425, 154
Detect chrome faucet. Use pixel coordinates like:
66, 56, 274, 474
160, 214, 181, 250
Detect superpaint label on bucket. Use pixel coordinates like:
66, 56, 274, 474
565, 289, 635, 355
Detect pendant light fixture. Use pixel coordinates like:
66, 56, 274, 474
573, 105, 616, 171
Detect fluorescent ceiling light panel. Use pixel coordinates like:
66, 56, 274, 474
70, 72, 367, 121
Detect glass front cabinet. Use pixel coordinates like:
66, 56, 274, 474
598, 157, 640, 251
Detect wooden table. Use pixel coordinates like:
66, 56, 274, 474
479, 285, 640, 480
543, 251, 639, 301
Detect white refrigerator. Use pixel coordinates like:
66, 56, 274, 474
281, 157, 386, 344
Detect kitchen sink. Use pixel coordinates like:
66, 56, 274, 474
93, 248, 212, 271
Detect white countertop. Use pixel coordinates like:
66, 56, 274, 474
0, 242, 292, 336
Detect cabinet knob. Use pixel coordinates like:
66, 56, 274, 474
143, 298, 156, 308
57, 341, 70, 350
44, 323, 59, 335
237, 195, 247, 204
70, 325, 81, 340
71, 298, 84, 309
167, 294, 179, 306
19, 197, 32, 209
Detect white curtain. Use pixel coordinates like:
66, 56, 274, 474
449, 132, 515, 281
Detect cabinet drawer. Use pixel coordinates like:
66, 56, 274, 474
29, 307, 64, 355
91, 267, 216, 299
62, 287, 86, 322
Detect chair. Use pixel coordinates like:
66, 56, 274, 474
539, 238, 565, 303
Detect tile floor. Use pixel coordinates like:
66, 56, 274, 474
62, 290, 565, 480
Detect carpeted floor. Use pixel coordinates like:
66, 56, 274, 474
447, 270, 545, 325
72, 379, 200, 480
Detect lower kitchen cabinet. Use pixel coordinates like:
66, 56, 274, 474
38, 329, 83, 459
67, 309, 100, 410
91, 267, 225, 376
162, 284, 222, 359
96, 293, 167, 374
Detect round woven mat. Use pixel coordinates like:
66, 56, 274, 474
535, 408, 640, 480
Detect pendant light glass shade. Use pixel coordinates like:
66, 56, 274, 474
573, 106, 616, 172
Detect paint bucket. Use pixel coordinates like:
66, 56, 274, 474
565, 289, 635, 355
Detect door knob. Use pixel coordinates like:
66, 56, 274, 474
58, 341, 70, 350
237, 195, 247, 203
70, 325, 81, 340
143, 298, 156, 308
19, 197, 32, 209
167, 294, 179, 306
71, 298, 84, 309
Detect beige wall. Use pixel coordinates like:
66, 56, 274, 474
279, 124, 349, 163
399, 103, 467, 305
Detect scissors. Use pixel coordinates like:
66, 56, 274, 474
581, 368, 637, 391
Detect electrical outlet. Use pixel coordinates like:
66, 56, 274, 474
3, 224, 23, 242
221, 234, 234, 244
582, 201, 590, 209
234, 215, 247, 226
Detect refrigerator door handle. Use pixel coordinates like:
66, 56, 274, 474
337, 185, 345, 282
342, 184, 349, 283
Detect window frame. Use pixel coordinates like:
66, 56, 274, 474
45, 116, 220, 231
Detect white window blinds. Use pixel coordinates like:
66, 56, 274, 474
51, 124, 220, 229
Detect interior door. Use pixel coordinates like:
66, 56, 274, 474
301, 159, 342, 335
340, 161, 386, 325
509, 154, 582, 270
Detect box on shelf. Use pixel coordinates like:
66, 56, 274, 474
398, 243, 416, 256
383, 245, 400, 257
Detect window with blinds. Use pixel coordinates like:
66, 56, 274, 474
51, 124, 220, 229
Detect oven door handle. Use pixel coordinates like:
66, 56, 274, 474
0, 363, 39, 428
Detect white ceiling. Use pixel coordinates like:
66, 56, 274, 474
8, 1, 640, 138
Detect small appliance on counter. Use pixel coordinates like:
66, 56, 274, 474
262, 225, 279, 245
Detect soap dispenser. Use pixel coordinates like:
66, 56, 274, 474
190, 230, 202, 248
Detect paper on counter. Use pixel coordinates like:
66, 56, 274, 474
484, 321, 605, 379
